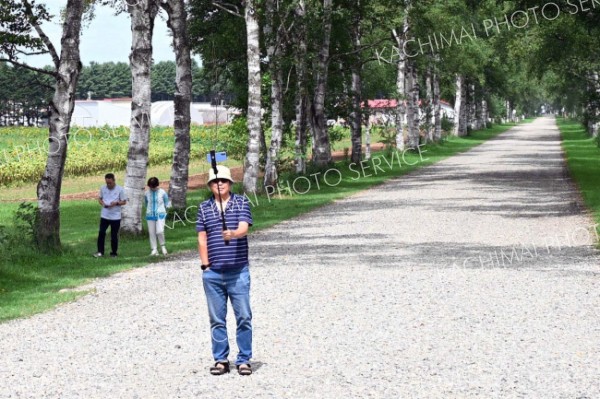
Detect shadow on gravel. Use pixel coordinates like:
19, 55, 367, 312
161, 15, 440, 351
252, 236, 600, 271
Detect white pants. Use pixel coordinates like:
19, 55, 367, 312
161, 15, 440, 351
147, 219, 166, 250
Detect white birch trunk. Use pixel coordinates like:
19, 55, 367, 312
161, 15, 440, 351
122, 0, 158, 235
263, 0, 284, 188
365, 110, 372, 160
310, 0, 334, 167
468, 83, 477, 131
588, 71, 599, 137
294, 0, 308, 174
36, 0, 85, 251
460, 87, 468, 134
406, 61, 420, 148
393, 22, 407, 151
349, 10, 362, 164
481, 99, 488, 128
433, 70, 442, 142
243, 0, 262, 193
162, 0, 191, 209
476, 91, 485, 130
453, 74, 466, 136
425, 67, 433, 144
263, 66, 284, 187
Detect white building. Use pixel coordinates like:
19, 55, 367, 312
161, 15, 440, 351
70, 99, 207, 127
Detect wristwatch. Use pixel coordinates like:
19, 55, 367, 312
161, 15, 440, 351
201, 263, 211, 271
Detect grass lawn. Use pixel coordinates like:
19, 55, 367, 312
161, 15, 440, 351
0, 120, 531, 322
557, 118, 600, 242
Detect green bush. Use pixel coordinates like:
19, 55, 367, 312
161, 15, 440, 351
376, 125, 397, 150
0, 202, 39, 253
329, 125, 349, 146
441, 115, 454, 135
220, 117, 249, 161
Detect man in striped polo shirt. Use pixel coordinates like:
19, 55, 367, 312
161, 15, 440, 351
196, 165, 254, 376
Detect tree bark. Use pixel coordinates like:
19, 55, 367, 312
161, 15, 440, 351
406, 60, 420, 148
468, 83, 477, 131
475, 88, 485, 130
392, 21, 408, 151
309, 0, 333, 167
263, 0, 285, 188
424, 67, 433, 144
587, 71, 599, 137
36, 0, 85, 251
122, 0, 158, 235
481, 98, 488, 128
294, 0, 308, 174
162, 0, 192, 210
243, 0, 262, 193
433, 70, 442, 141
365, 108, 372, 160
349, 7, 363, 164
453, 74, 466, 136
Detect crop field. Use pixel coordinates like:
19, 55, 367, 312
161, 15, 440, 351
0, 126, 224, 186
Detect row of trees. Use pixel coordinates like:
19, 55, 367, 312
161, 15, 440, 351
188, 0, 572, 190
513, 0, 600, 136
0, 0, 598, 253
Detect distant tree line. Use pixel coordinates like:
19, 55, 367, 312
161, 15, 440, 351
0, 59, 221, 115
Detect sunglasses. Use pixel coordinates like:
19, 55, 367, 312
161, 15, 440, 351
212, 178, 230, 184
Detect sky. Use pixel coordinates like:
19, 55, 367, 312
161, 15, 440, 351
23, 1, 200, 68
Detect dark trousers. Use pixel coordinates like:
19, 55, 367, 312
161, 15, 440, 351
97, 218, 121, 255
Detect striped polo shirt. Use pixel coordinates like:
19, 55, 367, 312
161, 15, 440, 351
196, 193, 253, 271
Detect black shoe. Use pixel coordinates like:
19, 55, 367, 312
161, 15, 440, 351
210, 361, 230, 376
236, 363, 252, 376
110, 253, 118, 258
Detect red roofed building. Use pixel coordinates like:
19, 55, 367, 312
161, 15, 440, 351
362, 98, 455, 126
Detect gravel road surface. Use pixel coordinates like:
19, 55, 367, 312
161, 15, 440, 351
1, 117, 599, 398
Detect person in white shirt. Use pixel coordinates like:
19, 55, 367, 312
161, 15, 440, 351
94, 173, 127, 258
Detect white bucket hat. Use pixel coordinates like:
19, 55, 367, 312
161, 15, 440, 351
207, 165, 234, 184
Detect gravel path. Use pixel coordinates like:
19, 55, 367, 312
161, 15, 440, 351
1, 117, 599, 398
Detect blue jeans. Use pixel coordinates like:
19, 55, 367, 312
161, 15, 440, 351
202, 265, 252, 365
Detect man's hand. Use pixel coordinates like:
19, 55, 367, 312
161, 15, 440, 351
222, 229, 235, 241
222, 222, 249, 241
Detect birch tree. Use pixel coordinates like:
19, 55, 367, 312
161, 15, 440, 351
263, 0, 285, 188
392, 20, 408, 151
308, 0, 333, 167
405, 59, 420, 147
293, 0, 309, 174
348, 1, 363, 164
453, 74, 466, 136
0, 0, 86, 251
242, 0, 262, 193
161, 0, 192, 210
423, 67, 433, 144
432, 70, 442, 141
121, 0, 159, 235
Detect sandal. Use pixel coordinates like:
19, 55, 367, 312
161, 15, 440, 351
236, 363, 252, 376
209, 361, 230, 375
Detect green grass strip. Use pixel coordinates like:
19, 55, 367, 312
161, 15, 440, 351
0, 120, 531, 322
556, 117, 600, 244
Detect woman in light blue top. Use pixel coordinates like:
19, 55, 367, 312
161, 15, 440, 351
144, 177, 170, 256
